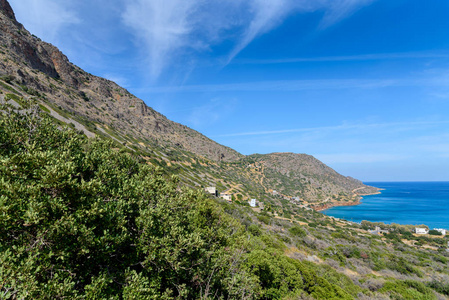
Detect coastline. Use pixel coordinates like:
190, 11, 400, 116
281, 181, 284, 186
314, 188, 382, 212
318, 182, 449, 230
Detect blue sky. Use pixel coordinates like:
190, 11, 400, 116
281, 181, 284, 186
9, 0, 449, 181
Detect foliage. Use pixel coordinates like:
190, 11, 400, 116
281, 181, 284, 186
428, 230, 443, 236
0, 103, 366, 299
379, 280, 437, 300
289, 226, 307, 238
0, 105, 255, 299
427, 280, 449, 296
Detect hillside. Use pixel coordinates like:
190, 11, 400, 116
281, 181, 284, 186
2, 88, 449, 300
251, 152, 378, 201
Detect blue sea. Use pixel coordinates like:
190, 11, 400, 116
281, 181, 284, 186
322, 182, 449, 229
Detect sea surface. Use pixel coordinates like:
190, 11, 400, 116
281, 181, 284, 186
322, 182, 449, 229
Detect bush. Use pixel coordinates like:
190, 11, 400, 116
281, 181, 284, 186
289, 226, 307, 238
427, 280, 449, 296
257, 214, 271, 225
379, 280, 437, 299
0, 104, 256, 299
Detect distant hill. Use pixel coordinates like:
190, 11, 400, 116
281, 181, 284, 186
250, 152, 378, 202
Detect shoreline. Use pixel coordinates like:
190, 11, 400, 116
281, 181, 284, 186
314, 188, 382, 212
318, 182, 449, 230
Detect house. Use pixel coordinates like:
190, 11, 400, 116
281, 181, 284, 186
415, 228, 429, 234
291, 197, 301, 202
220, 193, 232, 201
434, 228, 447, 236
249, 199, 257, 207
272, 190, 279, 196
204, 187, 218, 197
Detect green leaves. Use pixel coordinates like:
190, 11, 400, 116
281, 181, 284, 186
1, 102, 407, 299
0, 104, 253, 298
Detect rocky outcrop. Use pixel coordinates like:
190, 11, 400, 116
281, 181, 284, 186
0, 0, 16, 22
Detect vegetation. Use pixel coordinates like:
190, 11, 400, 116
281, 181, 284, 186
0, 102, 382, 299
1, 100, 448, 300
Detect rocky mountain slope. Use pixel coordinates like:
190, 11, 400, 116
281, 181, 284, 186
0, 0, 377, 209
0, 0, 241, 162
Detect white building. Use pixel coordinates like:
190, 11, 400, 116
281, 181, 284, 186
434, 228, 447, 236
249, 199, 257, 207
220, 193, 232, 202
415, 228, 429, 234
204, 187, 218, 196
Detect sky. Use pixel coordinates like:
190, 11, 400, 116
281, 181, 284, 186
8, 0, 449, 181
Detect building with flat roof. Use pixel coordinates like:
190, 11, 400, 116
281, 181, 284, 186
415, 228, 429, 234
249, 199, 257, 207
204, 187, 218, 196
220, 193, 232, 201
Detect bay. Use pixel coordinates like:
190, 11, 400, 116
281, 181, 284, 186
322, 182, 449, 229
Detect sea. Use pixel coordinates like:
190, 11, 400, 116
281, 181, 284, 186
322, 182, 449, 230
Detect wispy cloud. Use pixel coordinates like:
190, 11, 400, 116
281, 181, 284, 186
227, 0, 292, 63
234, 51, 449, 65
9, 0, 79, 44
141, 77, 447, 94
318, 0, 375, 29
217, 120, 449, 137
122, 0, 199, 80
227, 0, 379, 63
121, 0, 377, 80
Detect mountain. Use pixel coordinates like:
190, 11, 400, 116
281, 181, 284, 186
0, 0, 376, 208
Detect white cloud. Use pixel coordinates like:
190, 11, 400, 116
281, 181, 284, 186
227, 0, 292, 63
8, 0, 79, 44
318, 0, 375, 29
120, 0, 377, 80
235, 51, 449, 64
141, 78, 404, 94
217, 120, 449, 137
228, 0, 376, 61
122, 0, 199, 80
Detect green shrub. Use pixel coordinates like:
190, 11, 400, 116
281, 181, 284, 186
289, 226, 307, 238
257, 214, 271, 225
248, 224, 262, 236
427, 280, 449, 296
0, 104, 256, 299
379, 280, 437, 300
